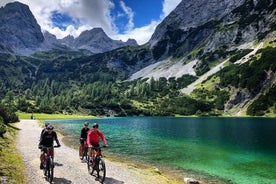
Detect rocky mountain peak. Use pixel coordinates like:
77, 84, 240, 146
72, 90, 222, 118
73, 27, 138, 53
0, 1, 44, 54
149, 0, 246, 46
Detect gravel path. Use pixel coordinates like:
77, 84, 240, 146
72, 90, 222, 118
16, 120, 178, 184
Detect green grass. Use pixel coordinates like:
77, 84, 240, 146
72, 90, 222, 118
17, 112, 95, 120
0, 124, 26, 184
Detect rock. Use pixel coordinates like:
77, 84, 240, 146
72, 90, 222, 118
184, 177, 199, 184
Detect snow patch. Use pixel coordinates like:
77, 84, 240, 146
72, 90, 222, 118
127, 58, 197, 81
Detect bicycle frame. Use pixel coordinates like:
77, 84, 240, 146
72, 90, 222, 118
80, 141, 89, 160
42, 146, 58, 183
87, 146, 106, 183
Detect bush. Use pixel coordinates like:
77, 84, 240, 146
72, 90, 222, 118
0, 104, 19, 124
0, 117, 6, 137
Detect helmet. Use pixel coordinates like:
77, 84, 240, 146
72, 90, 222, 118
84, 122, 89, 126
92, 123, 98, 128
47, 125, 54, 130
45, 122, 50, 127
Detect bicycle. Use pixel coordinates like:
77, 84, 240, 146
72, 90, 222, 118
79, 139, 88, 161
87, 145, 107, 183
41, 145, 60, 183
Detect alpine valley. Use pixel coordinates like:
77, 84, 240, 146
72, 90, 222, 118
0, 0, 275, 117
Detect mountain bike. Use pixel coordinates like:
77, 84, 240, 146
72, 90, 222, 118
87, 145, 107, 183
79, 139, 88, 161
41, 145, 60, 183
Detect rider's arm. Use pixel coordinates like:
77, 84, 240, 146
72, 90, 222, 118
53, 131, 61, 146
38, 131, 45, 147
98, 130, 108, 146
87, 130, 91, 147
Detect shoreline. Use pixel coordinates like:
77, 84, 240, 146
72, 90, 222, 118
58, 125, 230, 184
18, 119, 184, 184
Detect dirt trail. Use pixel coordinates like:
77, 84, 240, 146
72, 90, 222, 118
16, 119, 179, 184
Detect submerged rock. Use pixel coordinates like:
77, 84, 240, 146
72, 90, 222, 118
184, 177, 199, 184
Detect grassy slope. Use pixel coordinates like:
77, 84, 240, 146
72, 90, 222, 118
0, 124, 26, 184
17, 112, 95, 120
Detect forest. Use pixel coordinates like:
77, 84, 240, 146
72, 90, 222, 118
0, 46, 275, 118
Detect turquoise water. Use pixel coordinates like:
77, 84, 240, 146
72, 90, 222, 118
46, 117, 276, 184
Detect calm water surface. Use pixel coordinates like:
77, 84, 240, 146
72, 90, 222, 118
45, 117, 276, 184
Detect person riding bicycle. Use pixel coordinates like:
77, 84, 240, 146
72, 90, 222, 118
79, 122, 90, 157
87, 123, 108, 164
38, 125, 61, 169
40, 122, 49, 141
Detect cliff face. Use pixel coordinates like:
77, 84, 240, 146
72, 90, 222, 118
148, 0, 276, 59
0, 2, 138, 55
0, 2, 44, 54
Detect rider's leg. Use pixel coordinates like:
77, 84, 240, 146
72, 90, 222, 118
81, 142, 85, 154
40, 151, 44, 169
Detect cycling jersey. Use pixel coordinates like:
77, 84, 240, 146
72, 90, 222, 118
80, 127, 90, 139
39, 130, 60, 147
87, 128, 107, 145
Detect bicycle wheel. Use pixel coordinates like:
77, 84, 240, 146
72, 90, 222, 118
46, 157, 54, 183
79, 145, 83, 160
96, 157, 106, 183
43, 160, 47, 176
83, 147, 88, 161
87, 157, 95, 175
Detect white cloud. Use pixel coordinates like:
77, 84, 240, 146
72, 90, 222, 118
114, 21, 159, 45
0, 0, 181, 45
119, 1, 134, 31
161, 0, 182, 18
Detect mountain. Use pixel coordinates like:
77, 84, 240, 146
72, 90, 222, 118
0, 2, 138, 55
59, 28, 138, 53
148, 0, 275, 60
0, 0, 275, 117
0, 2, 44, 54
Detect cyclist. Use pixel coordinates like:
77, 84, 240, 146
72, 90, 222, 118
87, 123, 108, 163
79, 122, 90, 157
38, 125, 61, 169
40, 122, 49, 141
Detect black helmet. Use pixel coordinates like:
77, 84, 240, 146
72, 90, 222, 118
84, 122, 89, 126
92, 123, 98, 128
47, 125, 54, 130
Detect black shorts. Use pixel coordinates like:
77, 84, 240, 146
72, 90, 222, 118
80, 138, 86, 144
90, 143, 100, 151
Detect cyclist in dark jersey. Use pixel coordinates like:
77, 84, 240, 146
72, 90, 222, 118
38, 125, 61, 169
79, 122, 90, 157
39, 122, 49, 141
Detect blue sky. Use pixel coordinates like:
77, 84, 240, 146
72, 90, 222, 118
1, 0, 181, 44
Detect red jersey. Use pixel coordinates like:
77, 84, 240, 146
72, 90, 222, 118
87, 128, 107, 146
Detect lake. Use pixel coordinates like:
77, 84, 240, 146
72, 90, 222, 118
45, 117, 276, 184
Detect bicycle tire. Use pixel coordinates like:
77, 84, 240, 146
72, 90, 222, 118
87, 157, 95, 175
46, 158, 54, 183
96, 157, 106, 183
84, 147, 88, 161
79, 145, 82, 159
43, 160, 47, 176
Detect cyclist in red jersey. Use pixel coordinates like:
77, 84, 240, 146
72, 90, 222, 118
87, 123, 108, 161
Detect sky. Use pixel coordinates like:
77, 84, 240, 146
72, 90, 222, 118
0, 0, 182, 45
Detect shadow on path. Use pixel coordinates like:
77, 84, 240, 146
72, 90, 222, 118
52, 177, 72, 183
100, 177, 124, 184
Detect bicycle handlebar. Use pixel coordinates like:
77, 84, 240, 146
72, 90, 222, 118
39, 145, 60, 149
89, 145, 108, 149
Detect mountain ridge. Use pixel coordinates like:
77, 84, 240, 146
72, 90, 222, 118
0, 2, 138, 55
0, 0, 275, 117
